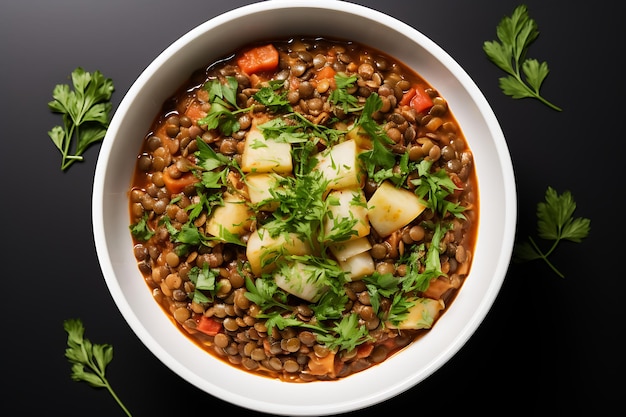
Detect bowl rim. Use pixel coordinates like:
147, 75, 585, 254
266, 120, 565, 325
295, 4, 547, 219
92, 0, 516, 415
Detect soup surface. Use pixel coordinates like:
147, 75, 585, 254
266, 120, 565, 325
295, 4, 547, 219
129, 37, 478, 382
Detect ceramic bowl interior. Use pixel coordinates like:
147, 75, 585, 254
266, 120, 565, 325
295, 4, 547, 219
92, 1, 516, 415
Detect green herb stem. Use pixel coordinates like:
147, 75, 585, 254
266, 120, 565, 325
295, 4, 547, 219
84, 361, 132, 417
508, 72, 562, 111
527, 236, 564, 278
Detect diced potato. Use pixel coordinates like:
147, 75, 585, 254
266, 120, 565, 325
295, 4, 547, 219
241, 124, 292, 173
246, 228, 312, 276
245, 172, 282, 211
386, 297, 445, 330
205, 193, 253, 238
337, 251, 375, 281
274, 261, 328, 302
367, 180, 426, 237
345, 125, 372, 150
314, 139, 363, 190
323, 188, 370, 241
329, 236, 372, 262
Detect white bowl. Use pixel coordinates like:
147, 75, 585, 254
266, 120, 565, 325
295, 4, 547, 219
92, 1, 516, 415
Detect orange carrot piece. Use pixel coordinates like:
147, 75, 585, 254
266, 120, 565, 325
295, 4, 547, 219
185, 101, 207, 123
399, 87, 417, 106
315, 65, 336, 81
196, 316, 222, 336
409, 85, 434, 113
236, 44, 279, 75
162, 170, 199, 194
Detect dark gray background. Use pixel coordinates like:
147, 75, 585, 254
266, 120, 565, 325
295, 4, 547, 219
1, 0, 622, 415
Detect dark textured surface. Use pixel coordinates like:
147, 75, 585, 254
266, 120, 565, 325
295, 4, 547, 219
1, 1, 622, 415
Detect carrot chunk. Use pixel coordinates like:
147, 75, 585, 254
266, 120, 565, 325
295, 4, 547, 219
315, 65, 336, 81
184, 101, 207, 123
236, 44, 279, 75
314, 65, 337, 89
162, 170, 199, 194
196, 316, 222, 336
399, 87, 417, 106
409, 85, 434, 113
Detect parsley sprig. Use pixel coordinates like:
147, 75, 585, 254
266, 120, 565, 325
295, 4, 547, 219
514, 187, 590, 277
357, 93, 396, 172
198, 77, 245, 135
187, 263, 220, 304
198, 77, 293, 136
411, 159, 466, 219
63, 319, 132, 417
483, 5, 561, 111
329, 73, 359, 112
129, 213, 154, 241
262, 170, 332, 250
48, 68, 115, 170
315, 313, 372, 352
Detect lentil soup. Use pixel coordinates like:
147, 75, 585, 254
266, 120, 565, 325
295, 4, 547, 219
129, 37, 478, 382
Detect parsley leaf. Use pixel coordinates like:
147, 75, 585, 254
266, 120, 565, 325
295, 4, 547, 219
400, 222, 448, 293
262, 170, 331, 249
363, 273, 401, 315
195, 137, 234, 189
315, 313, 372, 352
357, 94, 396, 173
329, 73, 359, 112
63, 319, 132, 417
411, 159, 466, 219
198, 76, 250, 135
244, 276, 290, 311
129, 213, 154, 242
253, 80, 293, 113
187, 264, 219, 304
310, 291, 349, 321
48, 68, 115, 170
483, 5, 561, 111
261, 311, 325, 336
514, 186, 591, 277
386, 294, 416, 327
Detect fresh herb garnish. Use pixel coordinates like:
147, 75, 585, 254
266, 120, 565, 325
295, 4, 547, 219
129, 213, 154, 242
364, 272, 401, 315
411, 159, 466, 219
63, 319, 132, 417
357, 93, 396, 172
48, 68, 115, 171
386, 294, 416, 327
253, 80, 293, 113
483, 5, 561, 111
315, 313, 373, 352
514, 186, 590, 277
187, 263, 220, 304
198, 76, 247, 135
329, 73, 359, 112
195, 137, 236, 189
262, 170, 331, 249
244, 275, 290, 310
400, 222, 449, 292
